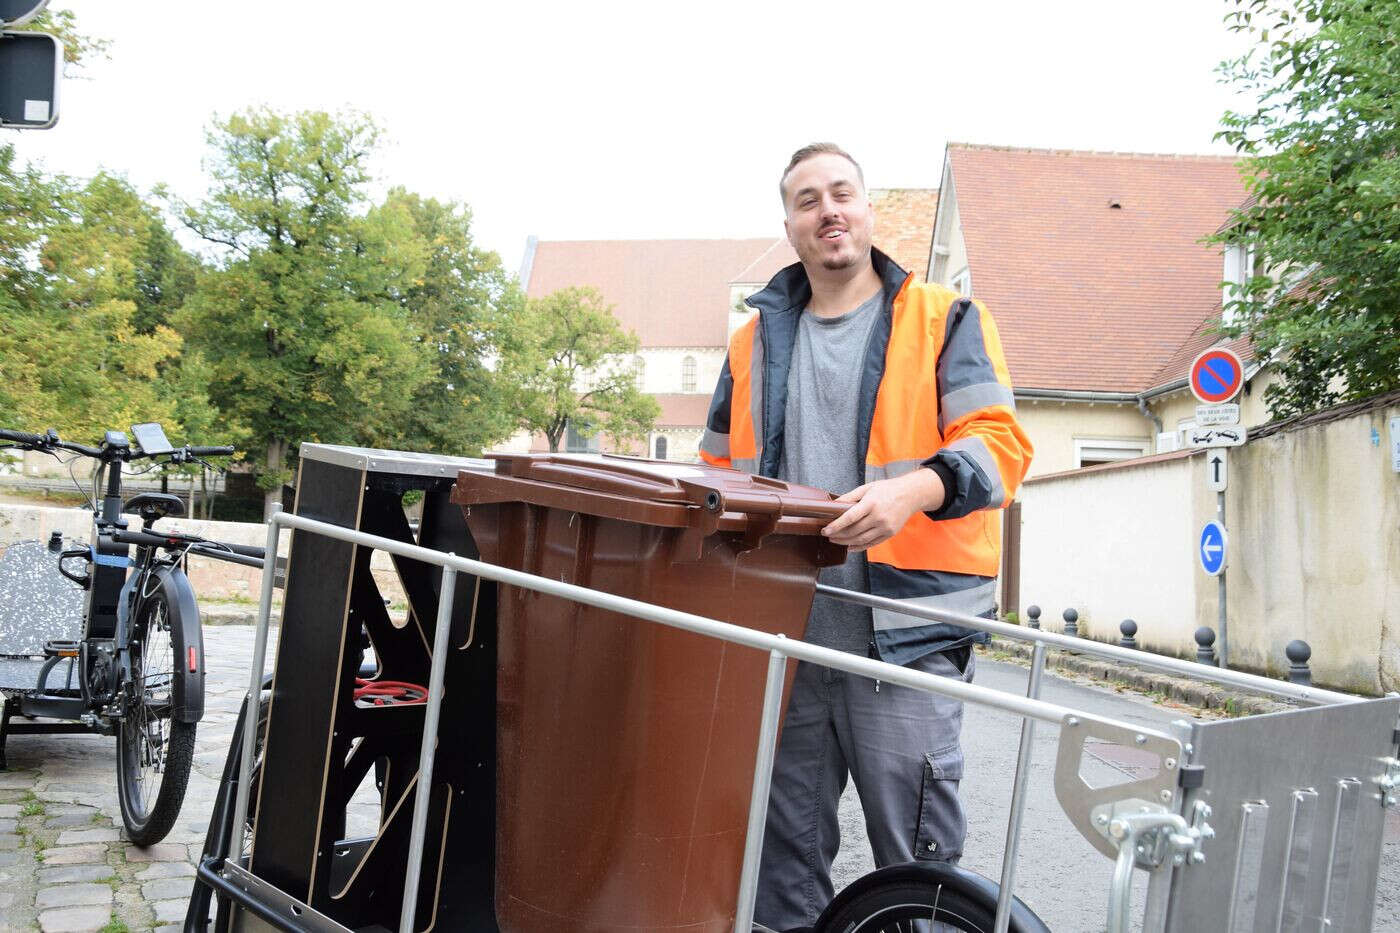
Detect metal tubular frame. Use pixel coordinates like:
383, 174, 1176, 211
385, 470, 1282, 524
994, 641, 1046, 933
814, 583, 1355, 706
230, 510, 1365, 933
398, 563, 458, 933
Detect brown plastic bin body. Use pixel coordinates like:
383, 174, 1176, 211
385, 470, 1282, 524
451, 454, 848, 933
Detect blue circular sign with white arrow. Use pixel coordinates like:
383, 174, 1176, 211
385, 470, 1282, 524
1199, 520, 1228, 576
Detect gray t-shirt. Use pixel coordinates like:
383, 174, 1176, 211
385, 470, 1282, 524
777, 291, 882, 653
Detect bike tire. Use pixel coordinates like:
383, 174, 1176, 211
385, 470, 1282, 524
816, 879, 997, 933
116, 590, 197, 846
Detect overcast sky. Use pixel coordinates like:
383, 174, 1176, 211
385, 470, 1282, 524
10, 1, 1258, 271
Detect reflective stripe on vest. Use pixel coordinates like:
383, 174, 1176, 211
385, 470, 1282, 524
724, 316, 763, 475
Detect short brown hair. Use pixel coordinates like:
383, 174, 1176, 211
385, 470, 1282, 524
779, 142, 865, 206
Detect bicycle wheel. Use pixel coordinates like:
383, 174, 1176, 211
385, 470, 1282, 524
117, 591, 196, 846
817, 879, 996, 932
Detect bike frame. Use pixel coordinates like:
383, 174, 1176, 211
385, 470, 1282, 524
7, 435, 224, 730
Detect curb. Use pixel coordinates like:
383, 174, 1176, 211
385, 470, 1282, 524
980, 636, 1290, 717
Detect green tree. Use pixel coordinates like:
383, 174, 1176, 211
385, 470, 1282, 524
0, 166, 196, 438
497, 286, 658, 453
29, 6, 110, 68
0, 143, 62, 426
173, 108, 437, 515
368, 188, 521, 456
160, 349, 244, 519
1212, 0, 1400, 417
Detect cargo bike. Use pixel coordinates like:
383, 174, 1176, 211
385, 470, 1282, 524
0, 423, 256, 844
187, 445, 1398, 933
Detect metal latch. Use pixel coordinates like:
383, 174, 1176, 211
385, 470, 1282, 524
1379, 756, 1400, 807
1092, 797, 1215, 869
1102, 799, 1214, 933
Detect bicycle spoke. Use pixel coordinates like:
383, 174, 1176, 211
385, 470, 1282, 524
127, 597, 177, 819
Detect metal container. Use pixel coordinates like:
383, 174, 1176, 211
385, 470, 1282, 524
452, 453, 847, 933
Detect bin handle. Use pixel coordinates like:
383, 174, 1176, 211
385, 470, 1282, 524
453, 472, 850, 531
714, 490, 848, 522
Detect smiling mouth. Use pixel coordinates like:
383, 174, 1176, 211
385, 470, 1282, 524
821, 229, 846, 240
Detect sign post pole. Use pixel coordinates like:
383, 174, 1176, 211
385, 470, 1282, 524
1216, 490, 1227, 667
1189, 347, 1245, 669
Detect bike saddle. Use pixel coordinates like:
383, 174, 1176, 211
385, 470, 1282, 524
123, 492, 186, 522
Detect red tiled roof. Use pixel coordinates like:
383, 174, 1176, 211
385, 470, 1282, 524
947, 144, 1248, 393
869, 188, 939, 281
1145, 311, 1258, 393
525, 239, 775, 347
652, 393, 713, 426
732, 239, 797, 285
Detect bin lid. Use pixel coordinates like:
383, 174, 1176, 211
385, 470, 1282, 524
451, 453, 850, 541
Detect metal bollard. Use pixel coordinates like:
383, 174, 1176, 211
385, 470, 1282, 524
1026, 605, 1041, 630
1286, 640, 1312, 686
1118, 619, 1138, 650
1063, 608, 1079, 638
1195, 626, 1217, 666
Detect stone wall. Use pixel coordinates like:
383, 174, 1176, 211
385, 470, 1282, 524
1016, 392, 1400, 693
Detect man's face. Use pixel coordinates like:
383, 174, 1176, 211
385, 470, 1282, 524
782, 153, 874, 273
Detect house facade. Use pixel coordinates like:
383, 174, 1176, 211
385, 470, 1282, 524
517, 237, 773, 461
927, 144, 1259, 477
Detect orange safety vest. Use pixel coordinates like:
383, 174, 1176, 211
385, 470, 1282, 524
700, 250, 1032, 660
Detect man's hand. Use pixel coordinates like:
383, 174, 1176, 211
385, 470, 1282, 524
821, 467, 947, 552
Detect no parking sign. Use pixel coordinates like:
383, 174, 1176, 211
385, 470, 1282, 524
1189, 348, 1245, 404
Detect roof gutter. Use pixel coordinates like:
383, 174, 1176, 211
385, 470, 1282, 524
1015, 386, 1170, 434
1015, 388, 1139, 404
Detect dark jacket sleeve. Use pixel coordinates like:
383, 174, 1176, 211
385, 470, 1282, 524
698, 353, 734, 467
922, 298, 1033, 521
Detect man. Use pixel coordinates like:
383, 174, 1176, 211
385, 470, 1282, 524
699, 143, 1032, 930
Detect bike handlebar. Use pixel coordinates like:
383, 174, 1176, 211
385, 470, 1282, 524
208, 541, 266, 559
0, 428, 234, 463
111, 529, 266, 561
111, 529, 195, 549
0, 428, 44, 446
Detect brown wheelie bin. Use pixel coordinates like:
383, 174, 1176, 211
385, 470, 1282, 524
451, 453, 848, 933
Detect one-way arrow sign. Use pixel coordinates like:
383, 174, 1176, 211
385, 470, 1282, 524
1206, 449, 1227, 493
1199, 521, 1228, 576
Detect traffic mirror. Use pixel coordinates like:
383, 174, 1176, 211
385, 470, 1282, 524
0, 31, 60, 128
0, 0, 47, 28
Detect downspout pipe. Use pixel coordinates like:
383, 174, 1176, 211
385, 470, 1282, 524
1136, 394, 1163, 435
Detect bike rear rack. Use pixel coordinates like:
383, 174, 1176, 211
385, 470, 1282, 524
215, 505, 1397, 933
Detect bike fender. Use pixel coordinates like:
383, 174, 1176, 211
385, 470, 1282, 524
152, 565, 204, 723
812, 860, 1052, 933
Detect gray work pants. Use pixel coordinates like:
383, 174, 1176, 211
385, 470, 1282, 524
754, 647, 974, 931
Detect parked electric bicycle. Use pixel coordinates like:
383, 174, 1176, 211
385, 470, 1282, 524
0, 423, 261, 845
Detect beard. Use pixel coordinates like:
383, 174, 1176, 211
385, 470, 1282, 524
796, 230, 868, 273
820, 249, 862, 271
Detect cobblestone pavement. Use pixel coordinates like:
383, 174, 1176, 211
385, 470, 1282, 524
0, 625, 297, 933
